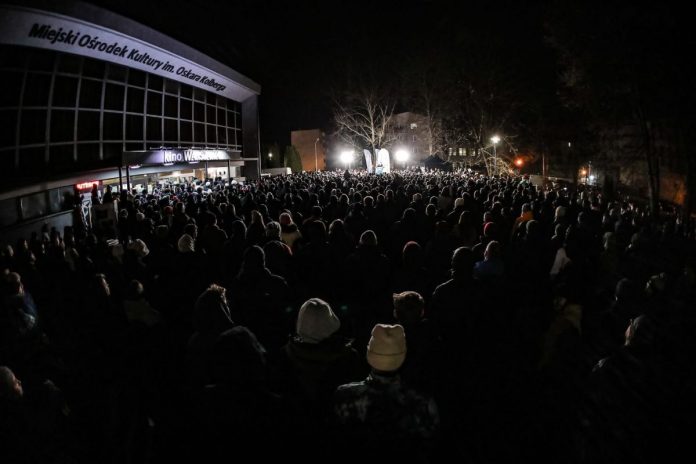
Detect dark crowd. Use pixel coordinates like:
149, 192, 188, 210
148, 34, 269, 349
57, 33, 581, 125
1, 170, 695, 463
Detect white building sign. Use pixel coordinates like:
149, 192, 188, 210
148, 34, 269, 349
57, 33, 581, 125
0, 4, 249, 100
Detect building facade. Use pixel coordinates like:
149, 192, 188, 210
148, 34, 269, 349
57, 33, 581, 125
291, 129, 325, 172
0, 0, 261, 238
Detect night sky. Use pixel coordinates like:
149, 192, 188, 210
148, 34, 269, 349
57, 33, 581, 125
87, 0, 688, 149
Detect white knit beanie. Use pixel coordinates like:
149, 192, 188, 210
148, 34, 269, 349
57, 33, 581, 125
366, 324, 406, 372
177, 234, 195, 253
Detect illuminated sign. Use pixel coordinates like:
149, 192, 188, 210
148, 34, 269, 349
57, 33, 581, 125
162, 150, 229, 163
76, 181, 100, 190
0, 5, 257, 101
123, 149, 241, 166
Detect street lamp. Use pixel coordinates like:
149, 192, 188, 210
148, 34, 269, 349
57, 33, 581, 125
514, 158, 523, 175
314, 138, 320, 172
395, 149, 410, 169
490, 135, 500, 175
340, 150, 354, 170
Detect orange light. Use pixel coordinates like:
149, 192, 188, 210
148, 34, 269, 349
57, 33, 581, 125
515, 159, 523, 167
76, 181, 100, 190
580, 169, 587, 176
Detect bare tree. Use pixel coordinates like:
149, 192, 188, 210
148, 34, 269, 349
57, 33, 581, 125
333, 89, 397, 159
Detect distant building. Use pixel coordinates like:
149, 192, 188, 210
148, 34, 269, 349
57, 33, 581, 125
291, 129, 325, 171
391, 112, 431, 163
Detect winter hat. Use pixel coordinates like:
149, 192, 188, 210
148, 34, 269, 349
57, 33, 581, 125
366, 324, 406, 372
279, 212, 293, 226
128, 239, 149, 258
483, 222, 498, 238
177, 233, 195, 253
155, 225, 169, 240
296, 298, 341, 343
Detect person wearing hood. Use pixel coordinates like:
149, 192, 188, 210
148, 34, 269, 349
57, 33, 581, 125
186, 326, 296, 459
279, 212, 302, 250
429, 247, 481, 343
344, 230, 392, 323
186, 284, 235, 388
510, 202, 534, 241
227, 246, 291, 353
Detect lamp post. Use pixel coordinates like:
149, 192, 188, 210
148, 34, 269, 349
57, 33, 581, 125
314, 137, 320, 172
395, 149, 410, 170
340, 150, 354, 170
490, 135, 500, 175
515, 158, 523, 175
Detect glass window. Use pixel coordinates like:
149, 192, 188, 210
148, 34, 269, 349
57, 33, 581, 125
106, 64, 127, 82
0, 198, 19, 227
20, 192, 48, 220
103, 112, 123, 140
194, 102, 204, 122
0, 110, 17, 147
227, 128, 236, 147
206, 124, 216, 144
23, 73, 51, 107
217, 108, 226, 126
179, 121, 192, 142
164, 79, 180, 95
59, 186, 75, 211
227, 110, 236, 128
126, 115, 143, 140
79, 79, 103, 109
82, 58, 105, 79
48, 188, 63, 213
217, 126, 226, 145
50, 110, 75, 143
19, 110, 47, 144
49, 144, 75, 168
18, 146, 44, 171
0, 45, 27, 69
148, 74, 163, 91
164, 118, 177, 142
26, 49, 55, 72
194, 123, 204, 143
77, 143, 101, 165
125, 142, 143, 151
164, 95, 178, 118
126, 87, 144, 113
103, 143, 122, 161
216, 95, 226, 106
57, 53, 81, 74
52, 76, 78, 108
180, 83, 192, 99
180, 99, 192, 120
193, 87, 206, 102
206, 105, 216, 124
0, 71, 24, 107
128, 69, 146, 87
146, 116, 162, 141
146, 91, 162, 115
77, 110, 100, 141
236, 129, 242, 147
206, 92, 216, 105
104, 83, 125, 111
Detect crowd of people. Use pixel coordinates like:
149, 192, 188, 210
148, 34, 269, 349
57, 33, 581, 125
1, 169, 695, 463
